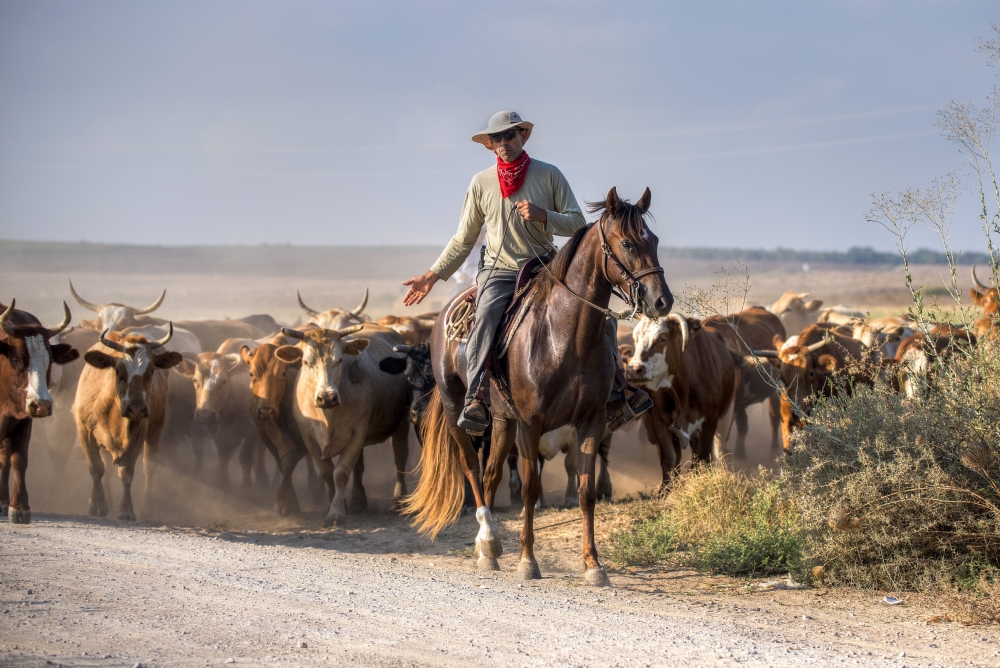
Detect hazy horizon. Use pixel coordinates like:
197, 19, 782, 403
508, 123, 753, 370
2, 2, 999, 254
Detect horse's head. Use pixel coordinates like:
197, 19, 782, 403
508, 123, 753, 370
589, 187, 673, 319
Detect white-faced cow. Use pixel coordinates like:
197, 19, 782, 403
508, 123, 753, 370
769, 291, 823, 337
627, 313, 739, 484
74, 326, 182, 520
296, 288, 372, 330
0, 299, 77, 523
281, 323, 410, 526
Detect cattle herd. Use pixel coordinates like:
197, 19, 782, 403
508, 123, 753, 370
1, 268, 997, 531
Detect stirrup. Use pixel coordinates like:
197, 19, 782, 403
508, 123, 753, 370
604, 388, 652, 438
458, 401, 490, 436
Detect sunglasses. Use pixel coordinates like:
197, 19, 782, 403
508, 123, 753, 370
488, 128, 520, 143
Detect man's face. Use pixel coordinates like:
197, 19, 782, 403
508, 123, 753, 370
491, 128, 527, 162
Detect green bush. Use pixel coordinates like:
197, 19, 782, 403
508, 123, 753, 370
785, 341, 1000, 592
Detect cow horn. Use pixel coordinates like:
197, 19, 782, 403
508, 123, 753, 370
68, 279, 100, 312
44, 301, 72, 339
99, 328, 128, 353
281, 327, 307, 341
134, 289, 166, 315
752, 349, 780, 359
804, 336, 830, 354
392, 344, 412, 354
150, 322, 173, 349
351, 287, 369, 317
971, 264, 990, 291
667, 313, 689, 352
0, 299, 15, 336
296, 291, 322, 318
336, 324, 364, 338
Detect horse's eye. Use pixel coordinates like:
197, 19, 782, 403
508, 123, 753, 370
621, 240, 634, 252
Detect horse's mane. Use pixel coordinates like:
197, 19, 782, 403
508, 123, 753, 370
547, 223, 593, 282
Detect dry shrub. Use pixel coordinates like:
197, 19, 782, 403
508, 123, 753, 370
786, 340, 1000, 592
608, 466, 799, 575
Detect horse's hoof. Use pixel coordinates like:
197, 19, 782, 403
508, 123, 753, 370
9, 508, 30, 524
517, 559, 542, 581
118, 511, 136, 522
475, 536, 503, 561
323, 513, 342, 528
584, 567, 611, 587
477, 557, 500, 572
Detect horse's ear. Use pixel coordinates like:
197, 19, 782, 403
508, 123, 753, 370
605, 187, 621, 213
636, 187, 652, 214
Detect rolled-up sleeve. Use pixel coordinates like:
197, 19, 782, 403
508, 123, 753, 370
543, 167, 586, 237
430, 178, 485, 280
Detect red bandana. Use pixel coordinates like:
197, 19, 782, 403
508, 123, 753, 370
496, 151, 531, 198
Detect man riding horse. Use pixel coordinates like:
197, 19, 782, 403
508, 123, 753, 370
403, 110, 652, 434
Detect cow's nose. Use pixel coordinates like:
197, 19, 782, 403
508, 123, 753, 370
195, 409, 218, 424
26, 399, 53, 418
125, 403, 149, 420
256, 405, 275, 420
625, 365, 645, 381
315, 390, 340, 408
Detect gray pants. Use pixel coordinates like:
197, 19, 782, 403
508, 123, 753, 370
464, 266, 620, 406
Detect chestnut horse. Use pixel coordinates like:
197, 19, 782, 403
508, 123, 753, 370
405, 187, 673, 585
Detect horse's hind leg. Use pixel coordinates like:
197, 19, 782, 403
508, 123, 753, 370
515, 421, 542, 581
577, 419, 611, 586
483, 417, 515, 511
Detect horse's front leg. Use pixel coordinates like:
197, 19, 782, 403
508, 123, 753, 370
577, 416, 612, 586
515, 421, 542, 580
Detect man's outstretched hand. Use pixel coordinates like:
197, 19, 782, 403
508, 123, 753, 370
402, 270, 440, 306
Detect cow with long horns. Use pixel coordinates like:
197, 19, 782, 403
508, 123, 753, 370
69, 279, 167, 332
0, 299, 77, 523
280, 323, 410, 526
73, 325, 183, 521
970, 264, 999, 336
296, 288, 372, 330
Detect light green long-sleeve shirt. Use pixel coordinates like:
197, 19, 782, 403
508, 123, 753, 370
430, 159, 586, 280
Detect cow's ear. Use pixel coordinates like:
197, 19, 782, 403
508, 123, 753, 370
275, 346, 303, 364
816, 354, 838, 372
378, 356, 407, 375
687, 318, 702, 333
970, 288, 986, 307
50, 344, 79, 365
84, 350, 116, 369
221, 354, 244, 374
342, 338, 369, 356
239, 345, 254, 365
804, 299, 823, 312
173, 359, 197, 378
155, 351, 184, 370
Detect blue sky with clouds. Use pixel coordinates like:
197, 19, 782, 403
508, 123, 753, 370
1, 1, 997, 251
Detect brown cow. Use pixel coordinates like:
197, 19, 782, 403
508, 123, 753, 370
970, 264, 999, 335
173, 351, 266, 489
626, 313, 739, 485
752, 323, 866, 451
376, 313, 438, 345
74, 326, 182, 520
703, 307, 786, 458
69, 279, 167, 332
296, 288, 371, 330
240, 338, 317, 516
0, 300, 77, 523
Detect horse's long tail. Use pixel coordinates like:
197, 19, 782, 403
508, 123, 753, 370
401, 387, 465, 539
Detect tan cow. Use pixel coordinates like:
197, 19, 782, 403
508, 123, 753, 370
176, 320, 267, 354
627, 314, 739, 483
74, 326, 182, 520
296, 288, 371, 330
280, 323, 410, 526
769, 291, 823, 336
376, 313, 438, 345
173, 351, 266, 489
69, 279, 167, 332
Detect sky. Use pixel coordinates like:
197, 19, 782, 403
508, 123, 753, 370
1, 1, 998, 252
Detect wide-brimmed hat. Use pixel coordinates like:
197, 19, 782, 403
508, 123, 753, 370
471, 110, 533, 149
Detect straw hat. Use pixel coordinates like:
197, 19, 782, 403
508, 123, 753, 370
471, 110, 534, 149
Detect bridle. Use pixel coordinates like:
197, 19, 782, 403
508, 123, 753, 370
596, 217, 665, 321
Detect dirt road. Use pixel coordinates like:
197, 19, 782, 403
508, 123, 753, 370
3, 512, 997, 668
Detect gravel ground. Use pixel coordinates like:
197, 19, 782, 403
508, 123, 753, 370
2, 513, 998, 668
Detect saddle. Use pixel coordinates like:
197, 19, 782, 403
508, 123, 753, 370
445, 255, 550, 357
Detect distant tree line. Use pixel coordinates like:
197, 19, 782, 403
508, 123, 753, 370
657, 245, 993, 265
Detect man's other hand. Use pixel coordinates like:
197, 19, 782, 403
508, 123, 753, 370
516, 201, 548, 224
402, 270, 440, 306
